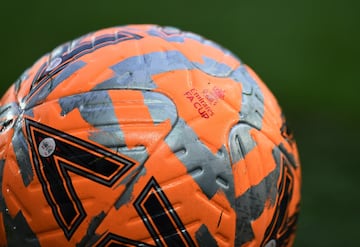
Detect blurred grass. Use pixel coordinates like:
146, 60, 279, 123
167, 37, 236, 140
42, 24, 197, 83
1, 0, 359, 246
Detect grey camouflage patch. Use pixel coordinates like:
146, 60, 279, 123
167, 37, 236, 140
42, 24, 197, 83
148, 26, 186, 42
231, 65, 264, 130
234, 146, 281, 246
3, 211, 41, 247
165, 118, 235, 206
76, 211, 105, 246
114, 165, 147, 209
194, 56, 234, 77
195, 224, 219, 247
58, 90, 126, 150
11, 119, 34, 187
0, 159, 40, 246
228, 123, 257, 164
96, 50, 194, 91
147, 25, 237, 59
142, 91, 178, 126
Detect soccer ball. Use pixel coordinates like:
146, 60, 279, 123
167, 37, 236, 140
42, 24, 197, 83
0, 25, 301, 246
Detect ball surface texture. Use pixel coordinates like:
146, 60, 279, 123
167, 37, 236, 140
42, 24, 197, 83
0, 24, 301, 247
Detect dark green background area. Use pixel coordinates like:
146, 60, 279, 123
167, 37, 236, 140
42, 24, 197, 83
0, 0, 359, 246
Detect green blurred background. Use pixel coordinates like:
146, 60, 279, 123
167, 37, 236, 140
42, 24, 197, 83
0, 0, 359, 246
